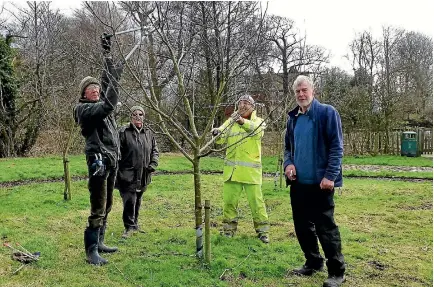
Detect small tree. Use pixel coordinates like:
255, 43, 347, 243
88, 1, 272, 257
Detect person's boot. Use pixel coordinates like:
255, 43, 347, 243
84, 227, 108, 265
121, 228, 134, 239
222, 220, 237, 238
98, 224, 118, 253
258, 234, 270, 244
133, 223, 146, 234
323, 274, 346, 287
292, 264, 324, 276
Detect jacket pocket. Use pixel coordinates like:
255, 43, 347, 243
118, 167, 135, 183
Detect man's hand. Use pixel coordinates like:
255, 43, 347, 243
101, 32, 112, 53
211, 128, 221, 137
231, 111, 244, 125
284, 164, 296, 181
320, 177, 334, 191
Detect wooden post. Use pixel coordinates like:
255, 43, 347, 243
279, 156, 283, 189
420, 129, 425, 156
280, 129, 286, 188
378, 132, 382, 154
204, 200, 211, 265
63, 124, 76, 201
396, 132, 399, 155
63, 158, 71, 200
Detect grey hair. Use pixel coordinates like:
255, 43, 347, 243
292, 75, 314, 92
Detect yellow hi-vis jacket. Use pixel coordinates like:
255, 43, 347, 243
216, 110, 266, 184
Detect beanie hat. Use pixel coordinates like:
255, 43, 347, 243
79, 76, 100, 98
237, 94, 255, 106
130, 106, 145, 115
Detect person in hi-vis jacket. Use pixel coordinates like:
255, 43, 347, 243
212, 95, 270, 244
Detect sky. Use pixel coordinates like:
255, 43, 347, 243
7, 0, 434, 73
267, 0, 433, 73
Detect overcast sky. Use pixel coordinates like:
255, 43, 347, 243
27, 0, 434, 73
267, 0, 433, 72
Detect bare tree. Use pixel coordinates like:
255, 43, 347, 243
348, 30, 382, 112
262, 15, 328, 131
395, 31, 433, 124
346, 27, 432, 154
0, 2, 68, 156
86, 1, 272, 257
375, 27, 406, 152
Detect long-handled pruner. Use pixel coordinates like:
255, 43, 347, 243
104, 26, 151, 64
100, 26, 151, 107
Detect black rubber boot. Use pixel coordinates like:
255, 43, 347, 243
98, 224, 118, 253
323, 274, 345, 287
84, 227, 108, 265
292, 264, 324, 276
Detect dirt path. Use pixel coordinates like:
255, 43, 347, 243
343, 164, 432, 172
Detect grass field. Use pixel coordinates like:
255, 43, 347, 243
342, 155, 433, 167
0, 153, 432, 183
0, 172, 432, 286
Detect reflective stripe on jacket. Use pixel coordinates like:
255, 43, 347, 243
216, 110, 266, 184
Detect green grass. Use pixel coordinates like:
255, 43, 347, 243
0, 175, 432, 286
0, 154, 432, 183
343, 155, 433, 167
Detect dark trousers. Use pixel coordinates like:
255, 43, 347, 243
87, 162, 117, 229
119, 185, 144, 230
290, 182, 345, 276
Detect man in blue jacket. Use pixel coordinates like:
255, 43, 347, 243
284, 75, 345, 287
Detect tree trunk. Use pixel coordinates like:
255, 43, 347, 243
193, 155, 203, 258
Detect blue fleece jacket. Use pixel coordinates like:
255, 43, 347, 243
283, 99, 343, 187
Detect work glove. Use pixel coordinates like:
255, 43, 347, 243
211, 128, 221, 137
101, 32, 111, 53
230, 111, 241, 122
91, 154, 106, 176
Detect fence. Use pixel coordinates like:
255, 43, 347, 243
343, 128, 432, 155
28, 127, 432, 157
261, 128, 432, 157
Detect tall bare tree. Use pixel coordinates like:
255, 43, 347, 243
0, 2, 68, 156
262, 15, 328, 131
395, 31, 433, 124
83, 1, 272, 257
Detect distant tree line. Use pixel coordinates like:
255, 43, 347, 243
0, 1, 432, 158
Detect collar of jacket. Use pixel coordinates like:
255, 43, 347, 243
288, 98, 318, 122
79, 97, 100, 103
127, 122, 146, 133
246, 110, 258, 120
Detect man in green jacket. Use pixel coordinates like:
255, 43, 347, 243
74, 34, 123, 265
213, 95, 270, 243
